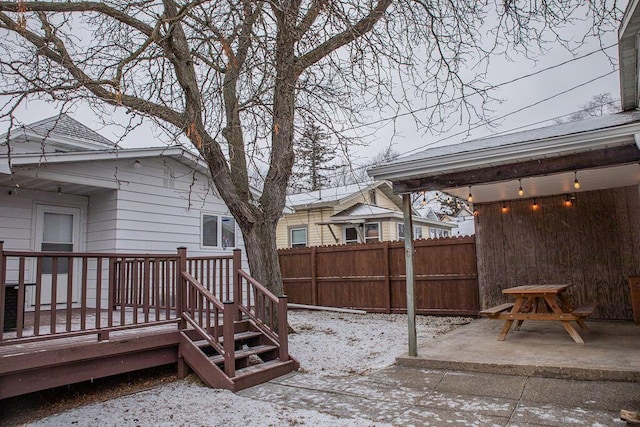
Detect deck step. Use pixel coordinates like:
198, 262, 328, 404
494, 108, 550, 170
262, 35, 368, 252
192, 330, 264, 348
208, 344, 278, 365
231, 359, 297, 391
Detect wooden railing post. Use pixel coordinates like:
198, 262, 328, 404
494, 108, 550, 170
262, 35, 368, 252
232, 249, 242, 321
223, 300, 236, 378
278, 295, 289, 362
177, 247, 187, 330
0, 241, 5, 337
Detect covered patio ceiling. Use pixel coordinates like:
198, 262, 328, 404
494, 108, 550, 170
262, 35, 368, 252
436, 162, 640, 205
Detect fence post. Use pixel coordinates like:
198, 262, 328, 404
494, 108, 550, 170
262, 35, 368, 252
177, 247, 187, 330
310, 246, 317, 306
278, 295, 288, 362
223, 300, 236, 378
383, 241, 391, 314
0, 241, 5, 337
232, 249, 242, 321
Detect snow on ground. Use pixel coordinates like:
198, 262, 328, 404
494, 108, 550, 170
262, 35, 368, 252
30, 310, 472, 427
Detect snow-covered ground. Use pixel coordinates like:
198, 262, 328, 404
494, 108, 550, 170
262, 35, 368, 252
29, 310, 472, 426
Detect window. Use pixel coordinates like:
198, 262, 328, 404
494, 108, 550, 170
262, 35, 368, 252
429, 228, 450, 238
398, 223, 423, 241
364, 223, 379, 243
344, 222, 380, 244
344, 226, 359, 244
202, 214, 236, 248
41, 212, 74, 274
289, 227, 307, 248
369, 189, 377, 205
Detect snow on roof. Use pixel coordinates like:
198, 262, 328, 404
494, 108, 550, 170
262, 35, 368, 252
19, 113, 115, 147
396, 110, 640, 164
332, 203, 397, 218
286, 181, 380, 207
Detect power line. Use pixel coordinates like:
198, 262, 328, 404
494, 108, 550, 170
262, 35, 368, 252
396, 68, 618, 157
341, 43, 618, 132
325, 68, 619, 182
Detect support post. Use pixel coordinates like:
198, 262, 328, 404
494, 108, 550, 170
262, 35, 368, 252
232, 249, 242, 321
278, 295, 289, 361
177, 247, 187, 330
402, 194, 417, 357
223, 300, 236, 378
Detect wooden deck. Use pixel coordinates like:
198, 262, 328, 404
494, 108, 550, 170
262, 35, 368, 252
1, 246, 298, 399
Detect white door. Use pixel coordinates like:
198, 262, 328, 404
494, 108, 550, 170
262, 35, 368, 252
31, 205, 81, 307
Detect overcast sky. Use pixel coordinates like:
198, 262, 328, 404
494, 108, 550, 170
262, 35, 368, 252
3, 4, 624, 173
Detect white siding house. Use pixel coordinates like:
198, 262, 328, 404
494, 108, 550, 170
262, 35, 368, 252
0, 114, 245, 307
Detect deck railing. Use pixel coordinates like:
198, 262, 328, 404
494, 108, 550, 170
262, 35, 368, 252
0, 242, 289, 371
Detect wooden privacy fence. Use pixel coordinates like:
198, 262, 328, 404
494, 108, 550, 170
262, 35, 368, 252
278, 236, 479, 316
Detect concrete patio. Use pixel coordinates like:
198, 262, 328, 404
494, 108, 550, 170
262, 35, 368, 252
397, 318, 640, 382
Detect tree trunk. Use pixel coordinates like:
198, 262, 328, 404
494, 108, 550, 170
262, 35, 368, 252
239, 216, 284, 297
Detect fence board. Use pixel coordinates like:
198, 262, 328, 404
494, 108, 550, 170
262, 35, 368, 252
279, 236, 478, 316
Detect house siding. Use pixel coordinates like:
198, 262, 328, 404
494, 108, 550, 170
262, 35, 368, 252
87, 190, 118, 252
276, 187, 407, 248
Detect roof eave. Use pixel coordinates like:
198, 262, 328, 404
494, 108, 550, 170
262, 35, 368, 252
369, 123, 640, 183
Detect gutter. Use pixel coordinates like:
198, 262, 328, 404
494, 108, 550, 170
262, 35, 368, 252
369, 122, 640, 182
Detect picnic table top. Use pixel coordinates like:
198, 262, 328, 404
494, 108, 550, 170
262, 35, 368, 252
502, 284, 571, 295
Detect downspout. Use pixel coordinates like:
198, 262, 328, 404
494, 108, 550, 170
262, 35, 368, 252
402, 194, 417, 356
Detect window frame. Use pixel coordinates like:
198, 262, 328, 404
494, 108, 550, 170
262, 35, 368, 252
201, 212, 237, 249
289, 226, 308, 248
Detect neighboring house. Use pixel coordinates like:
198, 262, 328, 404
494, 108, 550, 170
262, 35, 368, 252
276, 181, 455, 248
0, 114, 244, 306
445, 206, 475, 237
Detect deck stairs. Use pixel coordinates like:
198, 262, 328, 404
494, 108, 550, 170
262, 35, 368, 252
179, 316, 298, 392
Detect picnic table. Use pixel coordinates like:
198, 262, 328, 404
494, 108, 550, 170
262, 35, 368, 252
480, 284, 597, 344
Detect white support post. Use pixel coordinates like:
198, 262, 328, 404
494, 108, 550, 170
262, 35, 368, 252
402, 194, 417, 357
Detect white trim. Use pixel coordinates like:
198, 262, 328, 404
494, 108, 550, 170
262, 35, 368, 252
369, 122, 640, 181
200, 211, 237, 249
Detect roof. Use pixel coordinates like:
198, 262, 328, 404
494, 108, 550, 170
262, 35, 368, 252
619, 0, 640, 111
368, 110, 640, 183
286, 181, 396, 210
320, 202, 456, 229
10, 113, 115, 147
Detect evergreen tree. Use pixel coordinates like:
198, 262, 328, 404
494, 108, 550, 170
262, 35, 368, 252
291, 121, 341, 192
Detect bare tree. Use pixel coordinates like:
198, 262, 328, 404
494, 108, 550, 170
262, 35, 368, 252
332, 143, 400, 186
556, 92, 620, 123
0, 1, 621, 297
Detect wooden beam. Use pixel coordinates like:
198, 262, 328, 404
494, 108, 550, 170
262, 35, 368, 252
392, 144, 640, 193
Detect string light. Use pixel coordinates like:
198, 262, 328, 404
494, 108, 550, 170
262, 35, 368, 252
467, 186, 473, 203
574, 171, 581, 189
518, 179, 524, 197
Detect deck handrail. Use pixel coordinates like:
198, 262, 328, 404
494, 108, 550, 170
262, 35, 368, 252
236, 268, 289, 361
1, 243, 289, 368
180, 271, 235, 375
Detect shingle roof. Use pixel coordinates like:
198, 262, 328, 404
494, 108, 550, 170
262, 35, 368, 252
23, 113, 114, 147
332, 203, 397, 218
286, 181, 379, 207
397, 110, 640, 164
